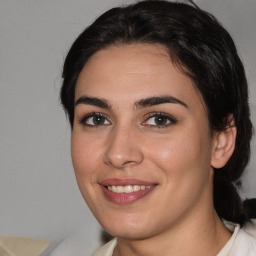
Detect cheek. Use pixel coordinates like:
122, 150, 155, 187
145, 126, 212, 188
147, 134, 206, 169
71, 132, 105, 212
145, 131, 213, 214
71, 132, 103, 181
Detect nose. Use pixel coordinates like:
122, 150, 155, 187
103, 125, 144, 169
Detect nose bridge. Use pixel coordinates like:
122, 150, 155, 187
103, 123, 143, 168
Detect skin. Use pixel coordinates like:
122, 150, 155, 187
71, 44, 235, 256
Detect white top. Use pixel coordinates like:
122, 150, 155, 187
91, 220, 256, 256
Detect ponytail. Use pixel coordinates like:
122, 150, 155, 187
214, 172, 249, 226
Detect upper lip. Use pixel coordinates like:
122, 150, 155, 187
99, 178, 157, 186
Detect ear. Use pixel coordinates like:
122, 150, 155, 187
211, 117, 237, 169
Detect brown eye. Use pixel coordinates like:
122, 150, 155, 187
93, 115, 106, 125
143, 113, 177, 128
154, 116, 169, 126
80, 113, 111, 127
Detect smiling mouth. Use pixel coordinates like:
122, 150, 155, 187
100, 179, 157, 204
107, 185, 152, 193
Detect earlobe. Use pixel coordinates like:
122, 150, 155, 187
211, 119, 237, 169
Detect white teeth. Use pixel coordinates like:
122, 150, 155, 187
116, 186, 124, 193
133, 185, 140, 192
124, 185, 133, 193
107, 185, 152, 193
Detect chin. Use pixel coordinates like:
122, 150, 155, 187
106, 227, 150, 240
98, 212, 156, 240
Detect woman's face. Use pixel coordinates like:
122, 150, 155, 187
71, 44, 216, 239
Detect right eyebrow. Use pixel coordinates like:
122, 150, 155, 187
75, 96, 111, 109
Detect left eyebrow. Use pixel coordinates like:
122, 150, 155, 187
135, 96, 188, 109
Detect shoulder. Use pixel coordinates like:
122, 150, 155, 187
229, 219, 256, 255
91, 238, 117, 256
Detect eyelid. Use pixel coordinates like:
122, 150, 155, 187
79, 112, 111, 127
142, 112, 177, 127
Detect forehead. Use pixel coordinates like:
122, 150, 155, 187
75, 43, 204, 111
76, 44, 173, 90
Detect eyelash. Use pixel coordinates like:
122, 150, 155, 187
79, 112, 177, 128
79, 112, 111, 127
143, 112, 177, 128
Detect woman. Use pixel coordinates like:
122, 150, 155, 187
60, 0, 256, 255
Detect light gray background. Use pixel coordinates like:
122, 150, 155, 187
0, 0, 255, 255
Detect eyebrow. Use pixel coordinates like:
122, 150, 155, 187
75, 96, 111, 109
75, 95, 188, 109
135, 96, 188, 109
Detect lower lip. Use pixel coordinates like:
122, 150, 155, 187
100, 185, 156, 204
